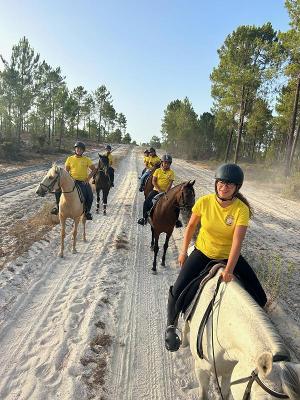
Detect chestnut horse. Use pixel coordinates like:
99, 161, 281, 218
144, 162, 161, 199
149, 181, 195, 273
94, 154, 112, 215
36, 164, 86, 257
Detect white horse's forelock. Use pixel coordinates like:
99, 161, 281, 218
281, 363, 300, 399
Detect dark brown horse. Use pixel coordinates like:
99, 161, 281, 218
149, 181, 195, 273
94, 154, 112, 215
144, 162, 161, 198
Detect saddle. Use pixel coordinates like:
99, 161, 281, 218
149, 192, 165, 218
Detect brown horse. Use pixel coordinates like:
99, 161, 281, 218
36, 164, 86, 257
94, 154, 112, 215
144, 162, 161, 198
149, 181, 195, 273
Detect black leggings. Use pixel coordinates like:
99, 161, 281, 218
172, 248, 267, 308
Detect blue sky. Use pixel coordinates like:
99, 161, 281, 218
0, 0, 290, 143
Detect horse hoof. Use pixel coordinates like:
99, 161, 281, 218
151, 269, 157, 275
59, 253, 63, 258
150, 245, 154, 251
96, 210, 99, 214
72, 250, 77, 254
161, 262, 165, 267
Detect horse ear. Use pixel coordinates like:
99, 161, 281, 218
256, 352, 273, 377
191, 180, 195, 186
98, 153, 101, 158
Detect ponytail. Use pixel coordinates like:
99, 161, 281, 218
236, 192, 253, 218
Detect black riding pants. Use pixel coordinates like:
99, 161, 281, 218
108, 166, 114, 184
54, 180, 93, 213
168, 248, 267, 324
143, 190, 159, 218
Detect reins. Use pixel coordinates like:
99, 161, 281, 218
40, 167, 76, 194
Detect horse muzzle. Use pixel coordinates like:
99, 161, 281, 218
36, 186, 47, 197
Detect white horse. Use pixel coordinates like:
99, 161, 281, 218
36, 164, 86, 257
182, 269, 300, 399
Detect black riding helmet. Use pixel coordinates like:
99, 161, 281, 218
149, 147, 155, 153
161, 154, 172, 164
144, 149, 149, 154
106, 144, 112, 151
215, 163, 244, 201
74, 141, 86, 152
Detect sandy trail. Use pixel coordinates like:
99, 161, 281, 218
0, 148, 299, 400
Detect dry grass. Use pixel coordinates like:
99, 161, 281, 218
1, 202, 58, 269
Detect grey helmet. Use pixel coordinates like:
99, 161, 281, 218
161, 154, 172, 164
215, 163, 244, 186
74, 141, 86, 151
106, 144, 112, 151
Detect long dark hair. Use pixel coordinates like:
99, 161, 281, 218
236, 191, 253, 218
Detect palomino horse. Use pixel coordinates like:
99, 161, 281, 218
144, 162, 161, 199
94, 154, 111, 215
36, 164, 86, 257
182, 267, 300, 399
149, 181, 195, 273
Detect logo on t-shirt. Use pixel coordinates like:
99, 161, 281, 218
225, 215, 234, 226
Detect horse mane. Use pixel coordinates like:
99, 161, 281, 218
281, 363, 300, 398
225, 279, 290, 361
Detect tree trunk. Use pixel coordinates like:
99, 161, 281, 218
285, 76, 300, 176
234, 86, 246, 164
288, 121, 300, 173
225, 128, 233, 162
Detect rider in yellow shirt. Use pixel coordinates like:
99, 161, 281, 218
105, 144, 115, 187
140, 149, 150, 177
137, 154, 182, 227
164, 163, 267, 352
139, 147, 161, 192
51, 141, 96, 220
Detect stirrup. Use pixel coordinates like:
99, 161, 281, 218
137, 217, 146, 225
85, 212, 93, 220
50, 207, 59, 215
165, 325, 181, 352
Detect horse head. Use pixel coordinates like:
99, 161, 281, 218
177, 180, 195, 210
98, 153, 109, 170
231, 352, 300, 399
36, 164, 61, 197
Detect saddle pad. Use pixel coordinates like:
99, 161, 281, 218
183, 263, 225, 321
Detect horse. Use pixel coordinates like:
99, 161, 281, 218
149, 181, 195, 273
182, 267, 300, 399
36, 164, 86, 258
144, 162, 161, 199
94, 154, 112, 215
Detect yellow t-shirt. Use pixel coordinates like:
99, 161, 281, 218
143, 156, 149, 167
107, 152, 113, 166
192, 193, 249, 259
153, 168, 175, 192
65, 155, 93, 181
147, 155, 161, 168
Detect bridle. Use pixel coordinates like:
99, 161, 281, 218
178, 184, 195, 210
39, 167, 75, 194
208, 279, 289, 400
231, 368, 289, 399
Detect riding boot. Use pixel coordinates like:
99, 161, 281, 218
165, 286, 181, 352
51, 191, 61, 215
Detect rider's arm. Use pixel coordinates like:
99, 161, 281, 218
178, 212, 200, 266
222, 225, 247, 282
86, 164, 96, 182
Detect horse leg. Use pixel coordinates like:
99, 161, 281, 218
181, 321, 190, 348
96, 189, 100, 213
82, 217, 87, 242
161, 234, 170, 266
152, 234, 159, 273
59, 217, 66, 258
103, 189, 108, 215
194, 359, 210, 400
72, 218, 80, 253
150, 227, 155, 250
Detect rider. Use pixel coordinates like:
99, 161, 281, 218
51, 141, 96, 220
164, 163, 267, 352
140, 149, 150, 177
139, 147, 161, 192
104, 144, 115, 187
137, 154, 182, 228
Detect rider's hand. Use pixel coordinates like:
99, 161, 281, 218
221, 269, 234, 283
178, 252, 187, 267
